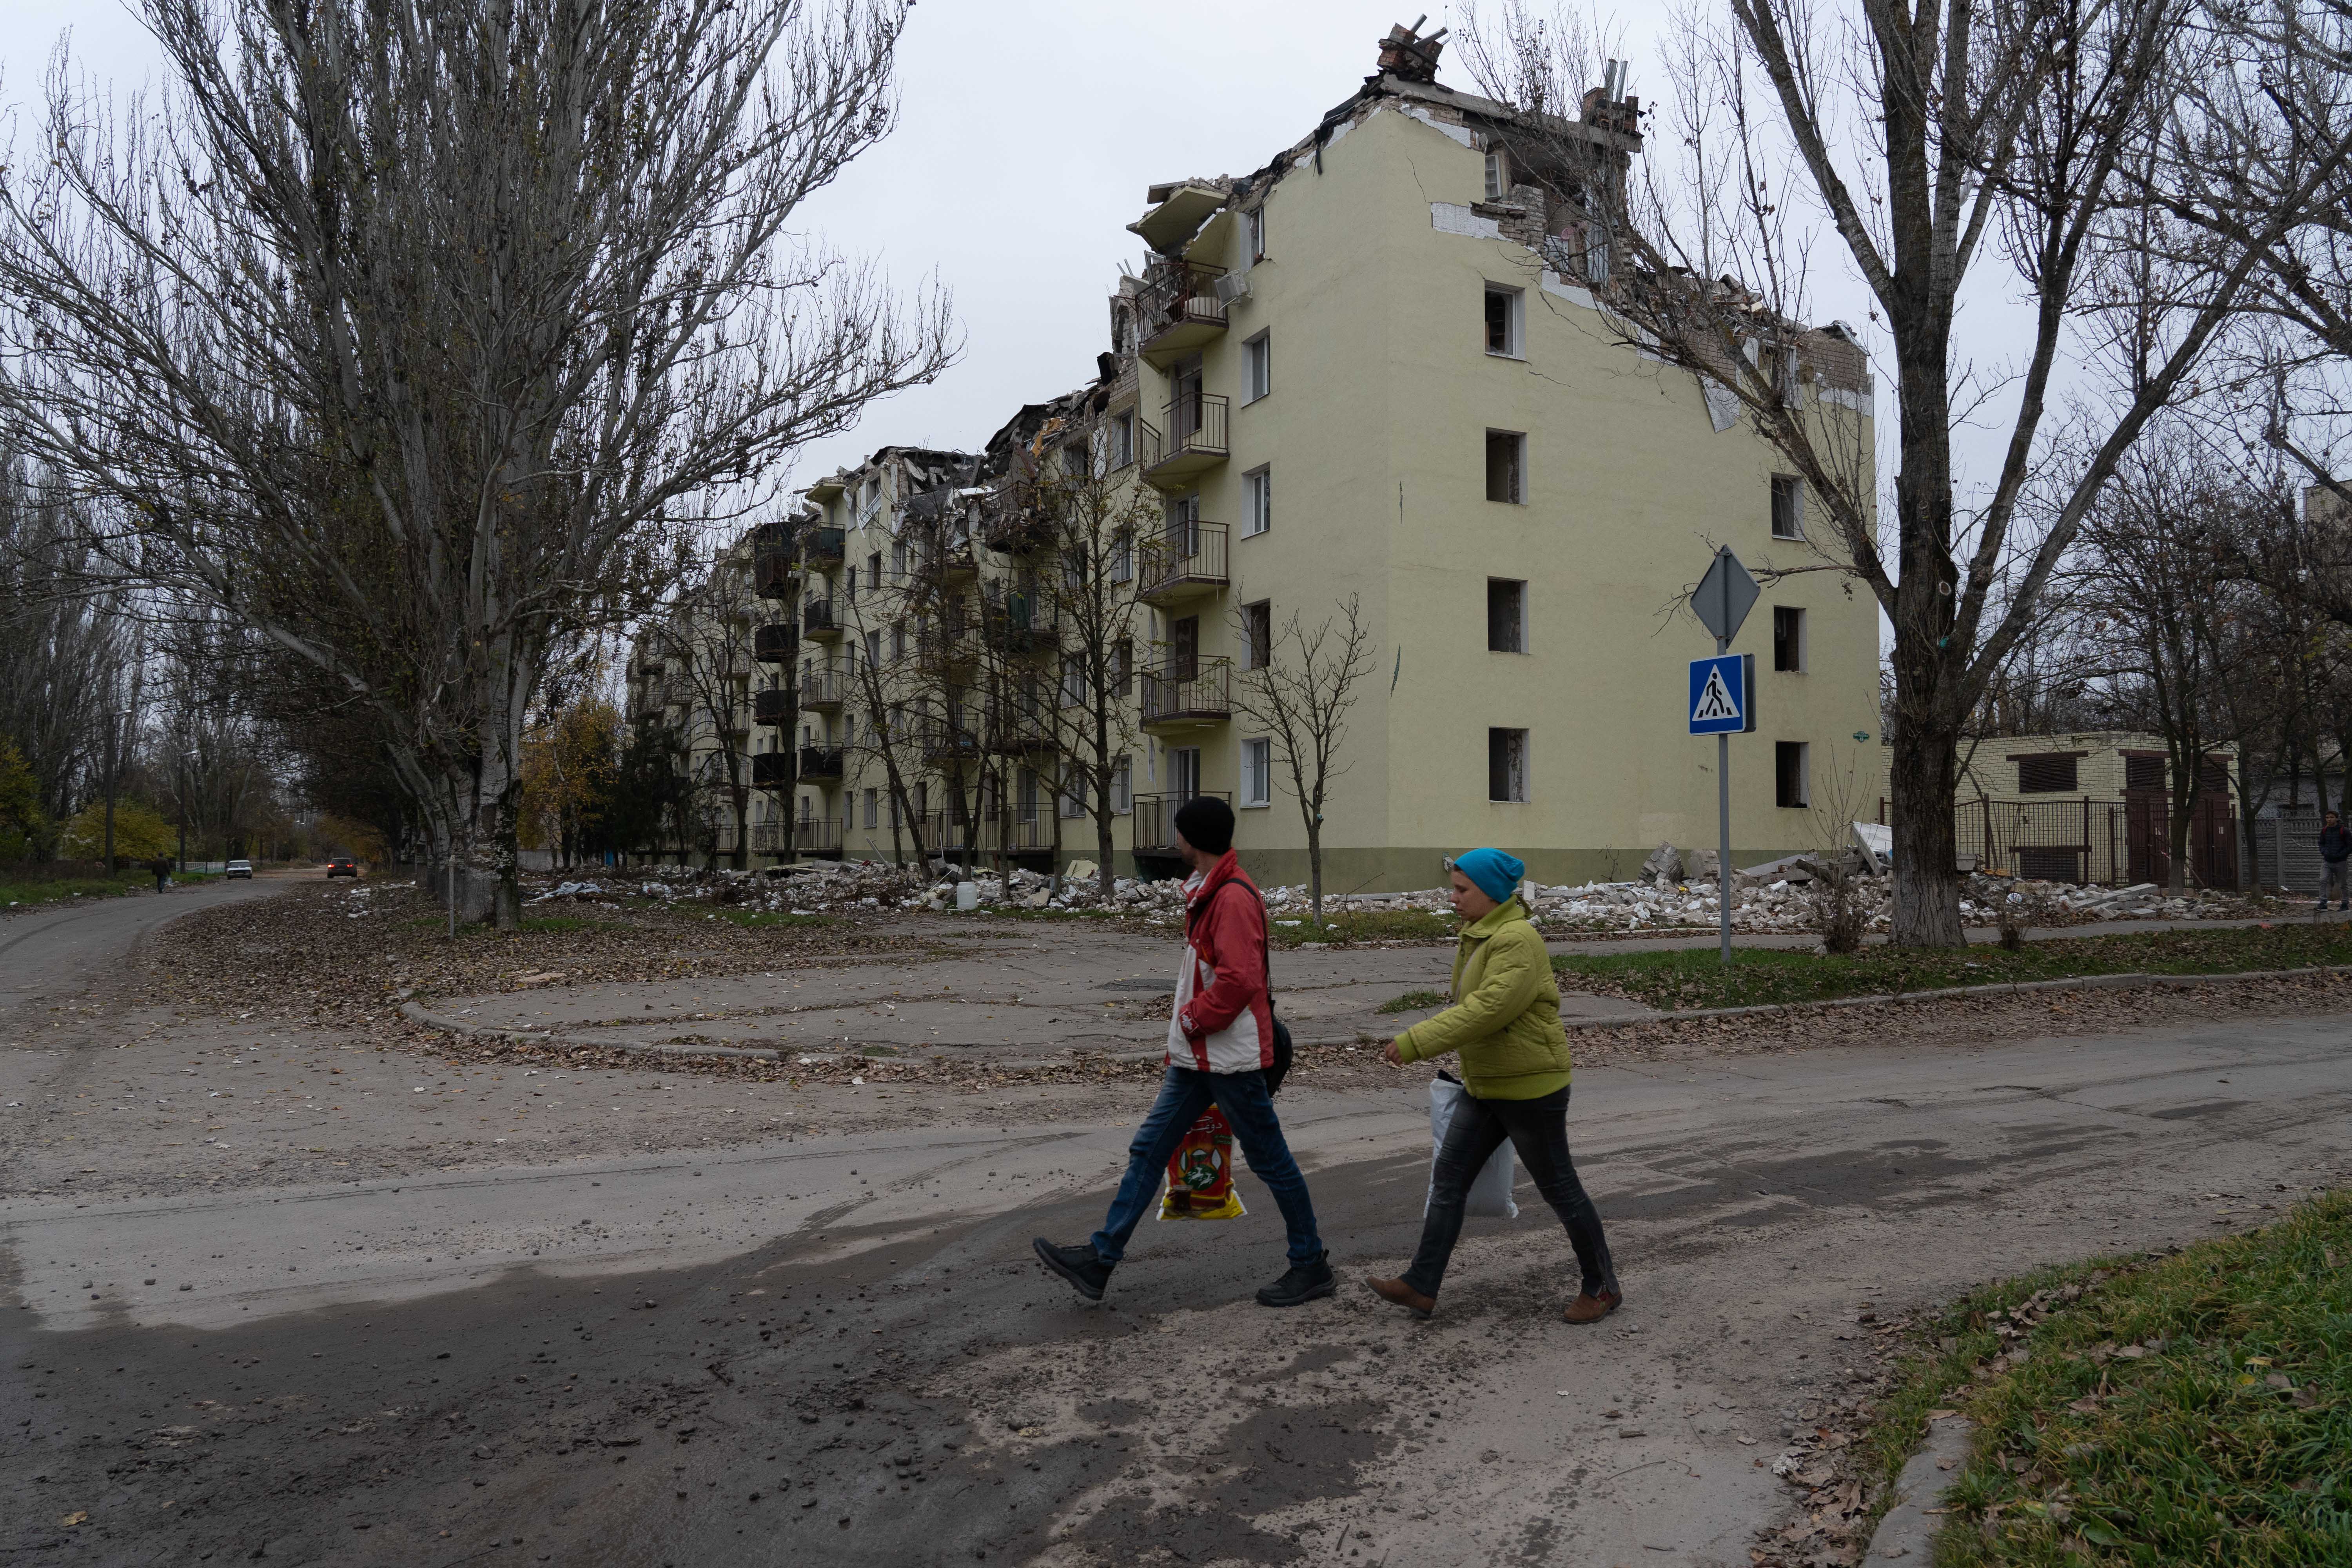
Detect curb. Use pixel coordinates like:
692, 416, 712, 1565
1859, 1413, 1974, 1562
1557, 963, 2352, 1031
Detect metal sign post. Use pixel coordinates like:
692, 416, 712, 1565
1690, 547, 1759, 966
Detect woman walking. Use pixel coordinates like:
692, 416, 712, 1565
1367, 847, 1621, 1323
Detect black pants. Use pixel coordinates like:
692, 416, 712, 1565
1402, 1084, 1616, 1300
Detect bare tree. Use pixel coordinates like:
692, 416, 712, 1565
648, 558, 763, 869
1228, 595, 1376, 923
1461, 0, 2352, 944
0, 0, 955, 925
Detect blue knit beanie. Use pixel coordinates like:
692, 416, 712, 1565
1452, 847, 1524, 905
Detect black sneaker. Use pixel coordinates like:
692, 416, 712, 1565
1033, 1238, 1112, 1302
1256, 1250, 1336, 1307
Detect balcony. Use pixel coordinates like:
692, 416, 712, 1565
1137, 521, 1229, 604
799, 745, 844, 783
753, 622, 797, 663
1135, 266, 1229, 369
1132, 792, 1232, 856
1141, 657, 1232, 731
795, 815, 844, 857
800, 526, 846, 567
928, 812, 1049, 855
988, 703, 1056, 755
919, 537, 979, 583
751, 751, 793, 789
918, 615, 974, 669
986, 590, 1058, 658
752, 687, 795, 726
753, 544, 795, 599
798, 667, 842, 713
803, 598, 840, 641
1138, 394, 1229, 490
922, 722, 984, 768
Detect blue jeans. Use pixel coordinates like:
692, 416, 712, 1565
1091, 1065, 1324, 1265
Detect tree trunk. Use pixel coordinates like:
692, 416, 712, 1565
1307, 823, 1323, 925
2168, 775, 2196, 894
1887, 718, 1964, 946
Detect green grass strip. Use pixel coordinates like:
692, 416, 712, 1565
1854, 1192, 2350, 1566
1377, 989, 1452, 1015
0, 875, 156, 909
1552, 924, 2352, 1011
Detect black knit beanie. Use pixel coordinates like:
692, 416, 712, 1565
1172, 795, 1235, 856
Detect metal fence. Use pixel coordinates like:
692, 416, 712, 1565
1877, 795, 2242, 888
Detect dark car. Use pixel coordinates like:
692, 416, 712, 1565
326, 856, 359, 878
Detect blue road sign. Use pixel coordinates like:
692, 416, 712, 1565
1688, 653, 1755, 735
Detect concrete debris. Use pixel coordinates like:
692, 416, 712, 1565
1640, 843, 1683, 884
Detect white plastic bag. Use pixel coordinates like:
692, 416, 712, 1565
1425, 1074, 1518, 1220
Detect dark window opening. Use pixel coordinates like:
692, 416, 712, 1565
1488, 728, 1528, 802
1771, 475, 1804, 539
1772, 606, 1804, 671
1487, 580, 1526, 653
1485, 289, 1511, 353
1775, 741, 1809, 808
2124, 755, 2165, 792
1485, 431, 1524, 503
2016, 755, 2078, 794
1242, 601, 1272, 670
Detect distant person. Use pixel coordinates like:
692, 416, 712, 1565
148, 855, 172, 894
1033, 797, 1332, 1309
1367, 847, 1621, 1324
2320, 811, 2350, 912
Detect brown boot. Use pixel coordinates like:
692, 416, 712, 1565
1366, 1276, 1435, 1319
1563, 1287, 1622, 1324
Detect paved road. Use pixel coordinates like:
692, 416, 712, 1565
7, 879, 2352, 1566
0, 877, 283, 1028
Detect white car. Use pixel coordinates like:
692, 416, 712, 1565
224, 859, 254, 879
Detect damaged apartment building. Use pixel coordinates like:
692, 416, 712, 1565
635, 23, 1881, 887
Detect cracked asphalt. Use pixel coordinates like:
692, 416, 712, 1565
6, 878, 2351, 1566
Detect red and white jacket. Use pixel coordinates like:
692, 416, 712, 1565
1167, 850, 1275, 1074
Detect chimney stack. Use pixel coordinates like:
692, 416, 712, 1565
1377, 18, 1448, 83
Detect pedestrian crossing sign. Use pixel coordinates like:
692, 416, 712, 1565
1689, 653, 1755, 735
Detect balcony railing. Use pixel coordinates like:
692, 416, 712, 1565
753, 622, 797, 663
922, 722, 984, 767
986, 590, 1059, 657
752, 687, 795, 726
1132, 792, 1232, 855
803, 598, 840, 639
918, 615, 974, 667
1138, 394, 1230, 490
1135, 265, 1229, 368
799, 745, 844, 783
749, 822, 787, 854
1141, 656, 1232, 728
797, 667, 842, 712
1137, 521, 1229, 604
927, 812, 1050, 855
795, 816, 844, 855
800, 526, 846, 566
750, 751, 793, 789
919, 537, 979, 582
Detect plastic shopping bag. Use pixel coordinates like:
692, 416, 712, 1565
1158, 1106, 1248, 1220
1425, 1073, 1519, 1219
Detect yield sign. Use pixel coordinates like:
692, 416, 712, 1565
1691, 547, 1760, 644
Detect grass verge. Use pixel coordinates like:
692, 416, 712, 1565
1377, 989, 1452, 1015
1852, 1192, 2349, 1566
1552, 923, 2352, 1011
1267, 909, 1459, 947
0, 873, 157, 909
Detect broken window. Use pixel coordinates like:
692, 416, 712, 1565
1484, 285, 1522, 356
1245, 332, 1271, 403
1488, 728, 1529, 802
1242, 600, 1273, 670
1484, 147, 1510, 200
1485, 430, 1526, 504
1487, 579, 1526, 653
1776, 741, 1811, 808
1241, 738, 1272, 808
1771, 475, 1805, 539
1243, 467, 1272, 537
1243, 205, 1266, 265
1112, 410, 1135, 468
2017, 755, 2078, 794
1772, 606, 1804, 672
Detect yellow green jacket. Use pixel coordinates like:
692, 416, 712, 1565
1393, 898, 1572, 1099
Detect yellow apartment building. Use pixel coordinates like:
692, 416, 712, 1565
724, 38, 1884, 889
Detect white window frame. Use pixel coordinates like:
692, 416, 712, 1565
1771, 475, 1806, 540
1243, 331, 1271, 403
863, 788, 879, 829
1110, 757, 1132, 815
1484, 147, 1510, 201
1243, 467, 1272, 537
1112, 410, 1135, 469
1483, 284, 1525, 359
1243, 205, 1266, 265
1240, 737, 1273, 808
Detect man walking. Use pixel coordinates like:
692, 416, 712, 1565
1033, 797, 1333, 1308
2319, 811, 2350, 913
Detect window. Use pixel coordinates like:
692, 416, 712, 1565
1062, 655, 1087, 706
1112, 411, 1135, 469
1241, 738, 1273, 808
1171, 747, 1202, 799
1487, 579, 1526, 653
863, 788, 878, 829
2016, 754, 2079, 794
844, 563, 857, 600
891, 540, 907, 579
1488, 728, 1528, 802
1484, 146, 1510, 200
1244, 332, 1271, 403
1771, 475, 1805, 539
2125, 755, 2165, 791
865, 628, 882, 669
1772, 606, 1805, 672
1484, 285, 1523, 356
1111, 532, 1134, 583
1242, 600, 1273, 670
1243, 467, 1272, 536
890, 621, 906, 662
1111, 757, 1132, 815
890, 792, 902, 828
1113, 638, 1133, 697
1170, 615, 1200, 681
1775, 741, 1811, 808
1243, 205, 1265, 264
1060, 778, 1087, 818
1485, 430, 1526, 503
868, 551, 882, 589
911, 781, 927, 820
1062, 444, 1087, 479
